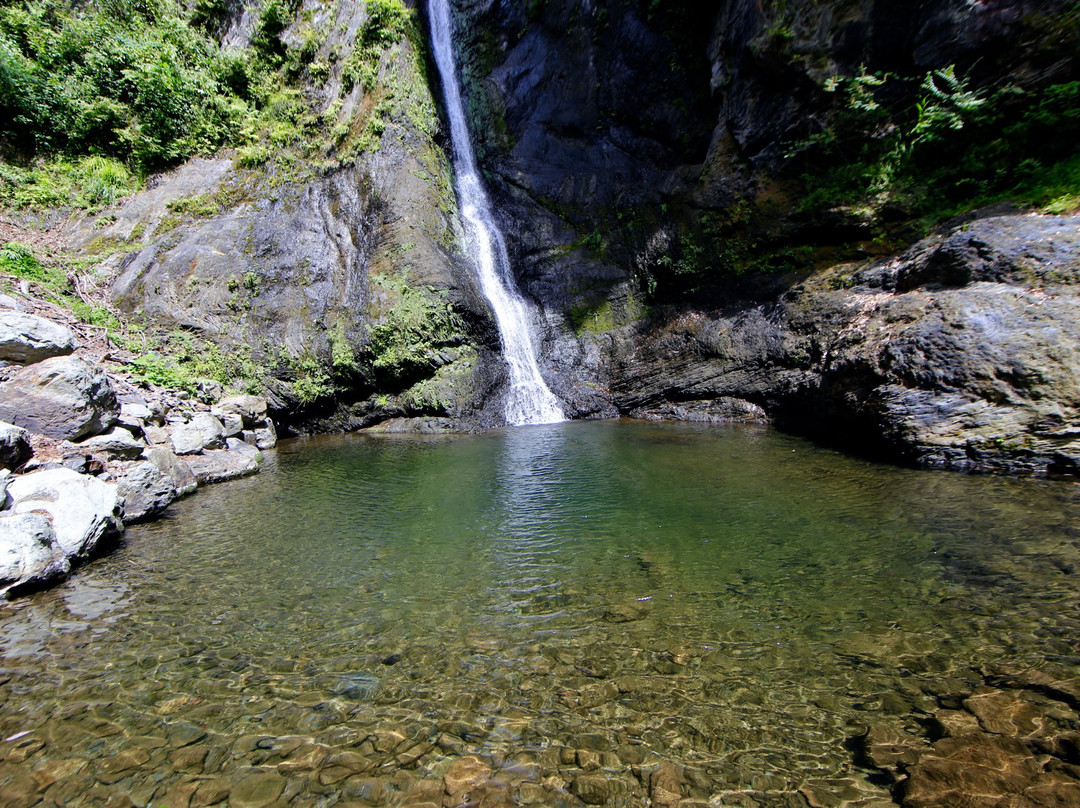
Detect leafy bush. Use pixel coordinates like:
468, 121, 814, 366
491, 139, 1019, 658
0, 0, 252, 173
341, 0, 411, 93
787, 67, 1080, 219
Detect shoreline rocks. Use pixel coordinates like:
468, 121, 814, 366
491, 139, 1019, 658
0, 305, 277, 600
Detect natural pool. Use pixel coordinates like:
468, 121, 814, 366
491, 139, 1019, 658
1, 420, 1078, 807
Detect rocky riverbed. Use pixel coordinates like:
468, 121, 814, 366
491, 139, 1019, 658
0, 294, 277, 600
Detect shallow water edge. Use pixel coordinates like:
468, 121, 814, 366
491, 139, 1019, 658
1, 421, 1078, 807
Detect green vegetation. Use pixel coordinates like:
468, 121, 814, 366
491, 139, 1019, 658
0, 240, 120, 326
368, 275, 465, 384
635, 62, 1080, 300
340, 0, 410, 93
0, 0, 247, 173
278, 349, 333, 404
787, 67, 1080, 221
120, 329, 263, 398
0, 0, 424, 209
568, 299, 614, 335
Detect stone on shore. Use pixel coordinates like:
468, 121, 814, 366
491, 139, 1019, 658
0, 356, 118, 441
6, 468, 122, 558
184, 446, 261, 484
75, 427, 145, 459
0, 422, 32, 470
143, 446, 198, 496
169, 413, 226, 455
0, 310, 75, 363
115, 461, 178, 522
0, 512, 69, 598
213, 395, 268, 427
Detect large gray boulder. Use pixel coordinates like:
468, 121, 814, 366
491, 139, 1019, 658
184, 445, 261, 484
0, 356, 118, 440
190, 413, 226, 450
143, 446, 198, 496
0, 513, 70, 598
0, 310, 75, 363
6, 468, 122, 558
115, 461, 177, 522
0, 422, 31, 470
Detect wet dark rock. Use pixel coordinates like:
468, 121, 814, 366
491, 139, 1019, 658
97, 747, 151, 785
573, 773, 631, 805
648, 762, 683, 808
0, 422, 31, 471
0, 355, 118, 441
858, 725, 927, 779
229, 770, 285, 808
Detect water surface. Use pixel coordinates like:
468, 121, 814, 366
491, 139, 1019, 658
1, 421, 1078, 807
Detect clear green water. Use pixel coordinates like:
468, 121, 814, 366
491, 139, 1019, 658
1, 421, 1079, 807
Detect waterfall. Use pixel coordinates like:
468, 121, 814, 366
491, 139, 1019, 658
428, 0, 566, 426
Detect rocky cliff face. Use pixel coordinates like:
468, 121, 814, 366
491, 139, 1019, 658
63, 0, 1080, 474
439, 0, 1080, 473
612, 214, 1080, 475
76, 0, 508, 432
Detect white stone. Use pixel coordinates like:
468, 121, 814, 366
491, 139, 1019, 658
76, 427, 145, 459
7, 468, 122, 558
0, 512, 69, 597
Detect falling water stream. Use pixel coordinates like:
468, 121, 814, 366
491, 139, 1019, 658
429, 0, 565, 426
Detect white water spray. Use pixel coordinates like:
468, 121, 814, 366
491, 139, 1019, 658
429, 0, 565, 426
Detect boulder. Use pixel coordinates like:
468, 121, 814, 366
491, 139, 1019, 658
184, 447, 261, 484
143, 424, 170, 445
6, 468, 122, 558
219, 411, 244, 437
190, 413, 226, 450
0, 356, 118, 440
226, 437, 262, 459
143, 446, 198, 496
116, 461, 177, 522
75, 427, 145, 459
0, 513, 70, 598
0, 310, 75, 363
117, 401, 153, 435
249, 419, 277, 449
0, 422, 32, 470
213, 395, 268, 427
169, 422, 207, 455
611, 215, 1080, 475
